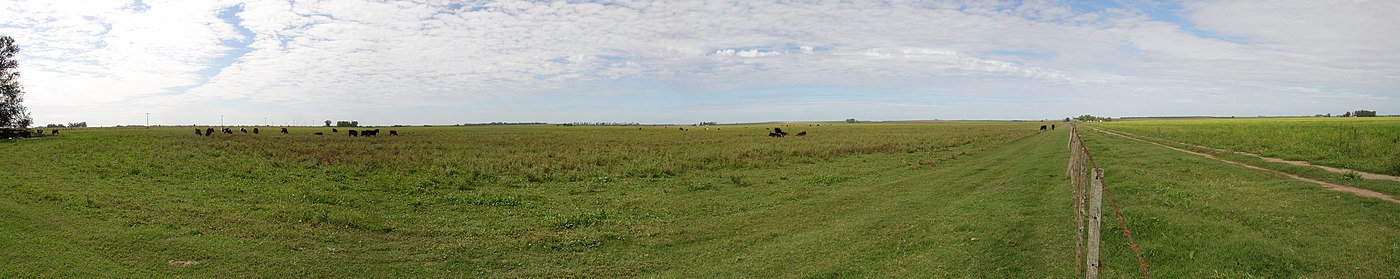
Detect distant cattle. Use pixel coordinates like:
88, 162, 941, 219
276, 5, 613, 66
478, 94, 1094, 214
205, 128, 215, 136
223, 128, 233, 134
389, 130, 398, 136
51, 130, 58, 135
769, 132, 784, 137
314, 132, 324, 135
195, 129, 202, 136
796, 131, 807, 136
773, 127, 789, 136
1040, 125, 1047, 131
332, 128, 338, 133
1051, 124, 1056, 130
253, 128, 259, 134
36, 129, 43, 135
280, 128, 288, 134
349, 130, 358, 137
240, 128, 248, 133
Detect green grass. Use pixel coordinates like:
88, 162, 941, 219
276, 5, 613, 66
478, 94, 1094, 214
1093, 117, 1400, 175
1, 123, 1396, 277
1080, 128, 1400, 278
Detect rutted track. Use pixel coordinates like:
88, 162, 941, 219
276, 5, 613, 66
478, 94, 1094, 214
1089, 127, 1400, 204
1096, 127, 1400, 182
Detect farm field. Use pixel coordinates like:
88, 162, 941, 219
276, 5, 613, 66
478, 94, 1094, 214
1091, 117, 1400, 176
1, 123, 1397, 277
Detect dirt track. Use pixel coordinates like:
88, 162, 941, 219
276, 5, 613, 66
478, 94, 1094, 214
1091, 127, 1400, 204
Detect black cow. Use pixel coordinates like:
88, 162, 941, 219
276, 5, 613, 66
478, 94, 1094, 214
796, 131, 807, 136
349, 130, 358, 137
223, 128, 233, 134
253, 128, 260, 134
195, 128, 203, 136
1051, 124, 1056, 130
51, 130, 58, 135
314, 132, 324, 135
768, 132, 784, 137
36, 129, 43, 135
332, 128, 338, 133
1039, 125, 1047, 131
280, 127, 288, 134
205, 128, 215, 136
240, 128, 248, 133
773, 127, 788, 136
389, 130, 398, 136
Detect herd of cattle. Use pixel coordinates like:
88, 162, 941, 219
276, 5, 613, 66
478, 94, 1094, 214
196, 127, 399, 137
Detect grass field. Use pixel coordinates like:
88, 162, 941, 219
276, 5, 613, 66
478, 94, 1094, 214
2, 123, 1397, 277
1092, 117, 1400, 175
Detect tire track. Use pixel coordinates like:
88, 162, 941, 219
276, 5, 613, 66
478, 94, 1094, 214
1099, 128, 1400, 182
1088, 127, 1399, 204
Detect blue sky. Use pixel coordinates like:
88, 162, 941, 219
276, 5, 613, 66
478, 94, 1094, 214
2, 0, 1397, 126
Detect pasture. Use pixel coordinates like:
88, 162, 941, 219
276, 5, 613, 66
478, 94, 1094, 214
1093, 117, 1400, 175
1, 122, 1397, 277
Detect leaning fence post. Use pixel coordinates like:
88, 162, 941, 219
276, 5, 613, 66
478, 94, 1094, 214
1086, 168, 1104, 279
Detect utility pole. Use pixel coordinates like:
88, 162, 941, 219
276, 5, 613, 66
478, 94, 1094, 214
145, 113, 150, 128
221, 115, 224, 127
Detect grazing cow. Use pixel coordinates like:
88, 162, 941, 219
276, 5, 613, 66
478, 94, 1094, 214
349, 130, 359, 137
195, 128, 202, 136
1051, 124, 1056, 130
768, 132, 784, 137
1039, 125, 1046, 131
280, 127, 288, 134
796, 131, 807, 136
205, 128, 215, 136
223, 128, 233, 134
314, 132, 324, 135
51, 130, 58, 135
773, 127, 788, 136
36, 129, 43, 135
333, 128, 338, 133
254, 128, 260, 134
389, 130, 398, 136
240, 128, 248, 133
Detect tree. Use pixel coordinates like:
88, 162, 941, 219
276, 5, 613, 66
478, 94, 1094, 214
845, 118, 858, 123
1354, 110, 1377, 117
1342, 111, 1352, 117
324, 120, 332, 127
1, 36, 32, 129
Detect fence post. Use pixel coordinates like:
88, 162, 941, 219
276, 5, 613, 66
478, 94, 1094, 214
1086, 168, 1104, 279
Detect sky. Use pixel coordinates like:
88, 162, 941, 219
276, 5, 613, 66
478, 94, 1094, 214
1, 0, 1397, 126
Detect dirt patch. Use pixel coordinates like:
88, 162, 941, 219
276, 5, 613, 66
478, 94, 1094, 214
1092, 128, 1400, 204
168, 260, 199, 267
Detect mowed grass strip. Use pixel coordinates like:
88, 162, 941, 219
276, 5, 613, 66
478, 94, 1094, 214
3, 124, 1076, 277
1081, 128, 1400, 278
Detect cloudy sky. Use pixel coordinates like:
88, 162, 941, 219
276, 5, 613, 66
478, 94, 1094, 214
2, 0, 1397, 126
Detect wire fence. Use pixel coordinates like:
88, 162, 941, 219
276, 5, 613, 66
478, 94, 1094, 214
1068, 123, 1152, 279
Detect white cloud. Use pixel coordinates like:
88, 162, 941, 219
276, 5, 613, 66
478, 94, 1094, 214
1, 0, 1396, 125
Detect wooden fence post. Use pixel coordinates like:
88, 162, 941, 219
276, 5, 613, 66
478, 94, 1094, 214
1086, 168, 1104, 279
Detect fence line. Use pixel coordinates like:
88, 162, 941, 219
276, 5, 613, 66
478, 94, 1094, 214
1068, 123, 1152, 279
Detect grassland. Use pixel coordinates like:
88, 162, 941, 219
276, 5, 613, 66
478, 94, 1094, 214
2, 123, 1397, 277
1092, 117, 1400, 175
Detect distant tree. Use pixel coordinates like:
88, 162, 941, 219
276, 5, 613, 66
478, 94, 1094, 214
846, 118, 858, 123
324, 120, 332, 127
1063, 117, 1071, 122
1, 36, 32, 129
1342, 111, 1352, 117
335, 120, 359, 127
43, 123, 64, 128
1354, 110, 1377, 117
67, 121, 86, 128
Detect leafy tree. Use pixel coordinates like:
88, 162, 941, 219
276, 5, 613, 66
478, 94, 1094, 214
1354, 110, 1377, 117
325, 120, 332, 127
1, 36, 31, 128
67, 122, 87, 128
1342, 111, 1352, 117
845, 118, 858, 123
